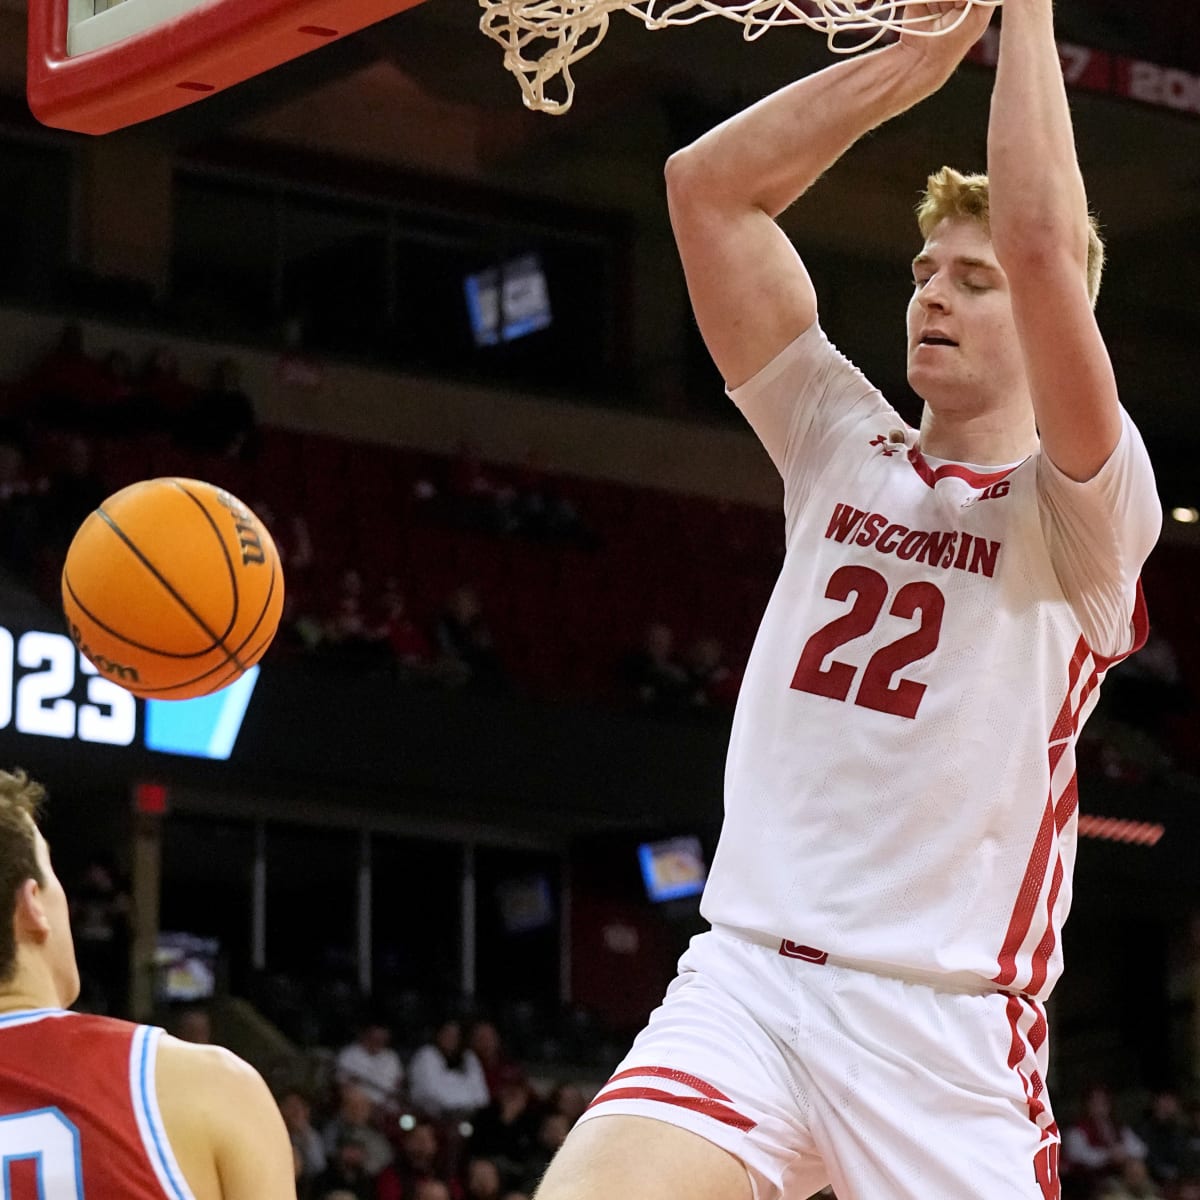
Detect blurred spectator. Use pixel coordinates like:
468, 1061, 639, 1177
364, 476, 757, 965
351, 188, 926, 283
621, 623, 689, 711
27, 342, 146, 435
1065, 1085, 1148, 1193
409, 1020, 490, 1120
323, 1084, 394, 1176
1106, 630, 1192, 737
375, 1120, 443, 1200
255, 500, 315, 648
1183, 1101, 1200, 1177
22, 322, 106, 432
511, 454, 594, 547
0, 441, 40, 574
467, 1021, 512, 1102
93, 349, 141, 433
335, 1019, 404, 1111
1139, 1091, 1188, 1185
517, 1113, 569, 1196
177, 357, 257, 458
546, 1083, 587, 1130
685, 636, 737, 709
280, 1087, 328, 1183
313, 1134, 375, 1200
463, 1158, 503, 1200
414, 1183, 453, 1200
69, 856, 130, 1016
441, 441, 517, 535
470, 1066, 540, 1182
138, 347, 198, 437
435, 588, 507, 693
1102, 1158, 1164, 1199
172, 1008, 212, 1045
36, 435, 106, 556
378, 580, 437, 679
324, 570, 389, 661
292, 1141, 309, 1200
254, 500, 314, 574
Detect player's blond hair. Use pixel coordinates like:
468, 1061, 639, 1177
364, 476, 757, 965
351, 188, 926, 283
0, 770, 46, 985
916, 167, 1105, 307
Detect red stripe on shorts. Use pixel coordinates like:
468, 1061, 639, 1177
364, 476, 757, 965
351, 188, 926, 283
588, 1086, 756, 1132
1005, 995, 1056, 1137
602, 1065, 734, 1102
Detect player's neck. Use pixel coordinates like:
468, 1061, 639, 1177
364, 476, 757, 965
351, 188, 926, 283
918, 405, 1038, 466
0, 989, 62, 1015
0, 960, 68, 1014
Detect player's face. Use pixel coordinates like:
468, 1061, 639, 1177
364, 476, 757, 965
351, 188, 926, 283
905, 217, 1028, 413
31, 829, 81, 1008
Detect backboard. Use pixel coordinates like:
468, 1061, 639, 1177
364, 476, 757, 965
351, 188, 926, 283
28, 0, 430, 136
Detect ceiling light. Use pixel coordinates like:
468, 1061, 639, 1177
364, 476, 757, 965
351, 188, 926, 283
1171, 507, 1199, 525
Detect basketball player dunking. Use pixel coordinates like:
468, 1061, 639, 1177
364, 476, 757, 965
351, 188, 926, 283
0, 770, 296, 1199
536, 2, 1160, 1198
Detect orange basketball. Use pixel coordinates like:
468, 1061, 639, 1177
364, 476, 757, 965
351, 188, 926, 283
61, 478, 285, 700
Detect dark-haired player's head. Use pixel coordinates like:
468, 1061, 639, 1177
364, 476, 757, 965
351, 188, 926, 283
0, 769, 79, 1009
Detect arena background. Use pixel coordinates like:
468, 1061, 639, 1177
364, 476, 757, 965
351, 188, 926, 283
0, 2, 1197, 1194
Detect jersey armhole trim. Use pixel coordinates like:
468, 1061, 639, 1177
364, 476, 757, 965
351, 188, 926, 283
129, 1025, 199, 1200
1086, 577, 1150, 671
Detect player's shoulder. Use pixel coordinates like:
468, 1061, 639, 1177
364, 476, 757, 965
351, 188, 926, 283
156, 1035, 281, 1150
156, 1033, 266, 1096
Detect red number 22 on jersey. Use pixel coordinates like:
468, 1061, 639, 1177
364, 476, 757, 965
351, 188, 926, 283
790, 565, 945, 720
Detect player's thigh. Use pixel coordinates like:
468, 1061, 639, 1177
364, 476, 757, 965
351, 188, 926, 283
534, 1113, 753, 1200
802, 974, 1061, 1199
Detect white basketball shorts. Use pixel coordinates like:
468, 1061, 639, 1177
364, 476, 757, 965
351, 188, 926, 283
576, 927, 1060, 1200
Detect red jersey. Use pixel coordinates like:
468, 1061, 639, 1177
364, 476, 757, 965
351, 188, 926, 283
0, 1008, 194, 1200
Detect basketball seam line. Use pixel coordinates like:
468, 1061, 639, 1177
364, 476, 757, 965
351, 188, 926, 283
138, 556, 280, 695
169, 480, 241, 645
230, 552, 279, 661
63, 568, 225, 660
66, 556, 278, 694
94, 508, 249, 675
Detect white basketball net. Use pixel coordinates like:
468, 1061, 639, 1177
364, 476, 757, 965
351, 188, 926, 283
479, 0, 1000, 114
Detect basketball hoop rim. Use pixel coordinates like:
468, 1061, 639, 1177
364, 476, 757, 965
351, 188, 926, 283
27, 0, 429, 136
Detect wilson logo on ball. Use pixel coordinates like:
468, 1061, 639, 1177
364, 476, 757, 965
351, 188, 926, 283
67, 624, 140, 683
216, 489, 268, 567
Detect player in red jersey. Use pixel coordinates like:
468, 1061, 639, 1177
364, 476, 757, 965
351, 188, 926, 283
0, 768, 296, 1199
534, 2, 1159, 1200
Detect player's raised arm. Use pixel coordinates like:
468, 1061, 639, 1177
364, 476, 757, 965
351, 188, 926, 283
664, 3, 990, 455
986, 0, 1121, 482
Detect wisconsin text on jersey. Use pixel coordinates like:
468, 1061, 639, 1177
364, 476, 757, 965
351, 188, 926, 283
824, 502, 1002, 578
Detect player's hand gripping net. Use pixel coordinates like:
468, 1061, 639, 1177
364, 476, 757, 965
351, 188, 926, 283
479, 0, 1001, 114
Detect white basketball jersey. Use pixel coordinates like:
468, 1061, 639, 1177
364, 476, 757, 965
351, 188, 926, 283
701, 325, 1159, 1000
